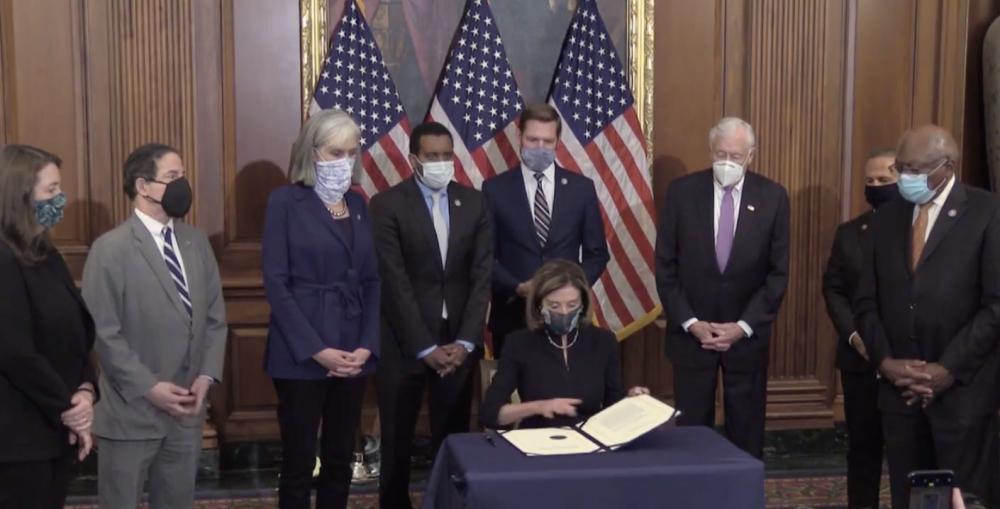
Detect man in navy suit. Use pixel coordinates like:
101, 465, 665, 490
655, 117, 789, 459
482, 104, 609, 356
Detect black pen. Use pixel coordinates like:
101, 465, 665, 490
484, 431, 496, 447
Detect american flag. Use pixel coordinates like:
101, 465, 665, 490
550, 0, 660, 336
309, 0, 411, 198
426, 0, 524, 189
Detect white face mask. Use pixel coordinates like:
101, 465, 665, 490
417, 160, 455, 190
712, 160, 745, 188
314, 157, 354, 204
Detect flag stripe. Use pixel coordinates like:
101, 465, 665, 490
556, 132, 656, 313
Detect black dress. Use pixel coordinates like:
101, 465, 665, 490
480, 326, 624, 429
0, 242, 97, 509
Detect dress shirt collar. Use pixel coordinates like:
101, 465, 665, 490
522, 162, 555, 183
134, 208, 174, 237
414, 176, 448, 201
713, 173, 747, 194
930, 175, 956, 208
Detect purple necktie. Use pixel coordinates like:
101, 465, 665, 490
716, 186, 735, 272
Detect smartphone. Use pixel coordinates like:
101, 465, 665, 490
909, 470, 954, 509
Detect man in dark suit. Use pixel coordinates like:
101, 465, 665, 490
482, 104, 609, 356
370, 122, 493, 509
822, 149, 899, 509
855, 125, 1000, 508
655, 117, 789, 459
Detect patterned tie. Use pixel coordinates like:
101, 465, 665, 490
533, 172, 551, 247
430, 193, 449, 319
716, 186, 735, 273
911, 203, 932, 270
161, 226, 193, 317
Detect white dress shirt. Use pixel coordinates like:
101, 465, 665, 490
522, 163, 556, 211
911, 175, 956, 239
682, 174, 753, 339
135, 208, 189, 284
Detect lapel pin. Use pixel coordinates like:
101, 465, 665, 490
561, 178, 568, 185
454, 199, 462, 207
861, 224, 868, 231
948, 209, 957, 217
747, 205, 756, 212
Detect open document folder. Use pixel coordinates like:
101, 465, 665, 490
499, 395, 679, 456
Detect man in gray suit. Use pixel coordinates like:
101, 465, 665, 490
82, 143, 227, 508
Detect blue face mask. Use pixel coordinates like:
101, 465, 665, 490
897, 159, 949, 205
34, 192, 66, 229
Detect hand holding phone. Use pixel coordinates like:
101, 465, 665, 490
909, 470, 954, 509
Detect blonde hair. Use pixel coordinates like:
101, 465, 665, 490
289, 109, 361, 186
525, 260, 592, 331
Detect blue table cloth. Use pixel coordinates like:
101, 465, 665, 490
422, 425, 764, 509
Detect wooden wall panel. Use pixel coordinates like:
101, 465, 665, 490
105, 0, 196, 222
4, 0, 90, 272
742, 0, 845, 385
229, 0, 300, 246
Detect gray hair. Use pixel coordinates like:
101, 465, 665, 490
289, 109, 361, 186
708, 117, 756, 150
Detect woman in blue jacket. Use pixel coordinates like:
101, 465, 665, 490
262, 109, 380, 509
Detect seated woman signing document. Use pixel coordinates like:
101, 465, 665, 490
481, 260, 648, 430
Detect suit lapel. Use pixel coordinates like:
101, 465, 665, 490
918, 182, 967, 268
404, 178, 445, 271
695, 172, 718, 274
297, 185, 352, 255
444, 183, 467, 274
546, 167, 570, 250
174, 225, 199, 327
129, 215, 187, 320
511, 169, 542, 254
729, 174, 758, 273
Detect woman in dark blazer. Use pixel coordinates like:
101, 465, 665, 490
0, 144, 98, 508
481, 260, 647, 430
262, 109, 381, 509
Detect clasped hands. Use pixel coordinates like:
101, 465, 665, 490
690, 321, 745, 352
315, 347, 371, 378
144, 375, 215, 422
879, 358, 954, 407
423, 343, 470, 377
60, 385, 95, 461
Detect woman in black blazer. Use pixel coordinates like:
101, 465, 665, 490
481, 260, 648, 429
0, 145, 98, 508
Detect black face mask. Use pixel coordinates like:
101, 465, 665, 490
542, 308, 581, 336
146, 177, 193, 218
864, 183, 901, 210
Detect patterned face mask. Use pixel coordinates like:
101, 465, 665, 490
34, 192, 67, 229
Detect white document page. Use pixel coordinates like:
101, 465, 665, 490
579, 395, 677, 448
500, 427, 601, 456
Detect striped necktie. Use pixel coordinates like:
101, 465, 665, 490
533, 172, 551, 247
161, 226, 193, 317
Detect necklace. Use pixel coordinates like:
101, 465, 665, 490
326, 203, 349, 218
546, 328, 579, 350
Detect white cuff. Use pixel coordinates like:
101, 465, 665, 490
737, 321, 753, 338
681, 318, 698, 332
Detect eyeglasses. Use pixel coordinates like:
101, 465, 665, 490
890, 157, 950, 175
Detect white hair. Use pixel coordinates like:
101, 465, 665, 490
709, 117, 756, 150
289, 109, 361, 186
